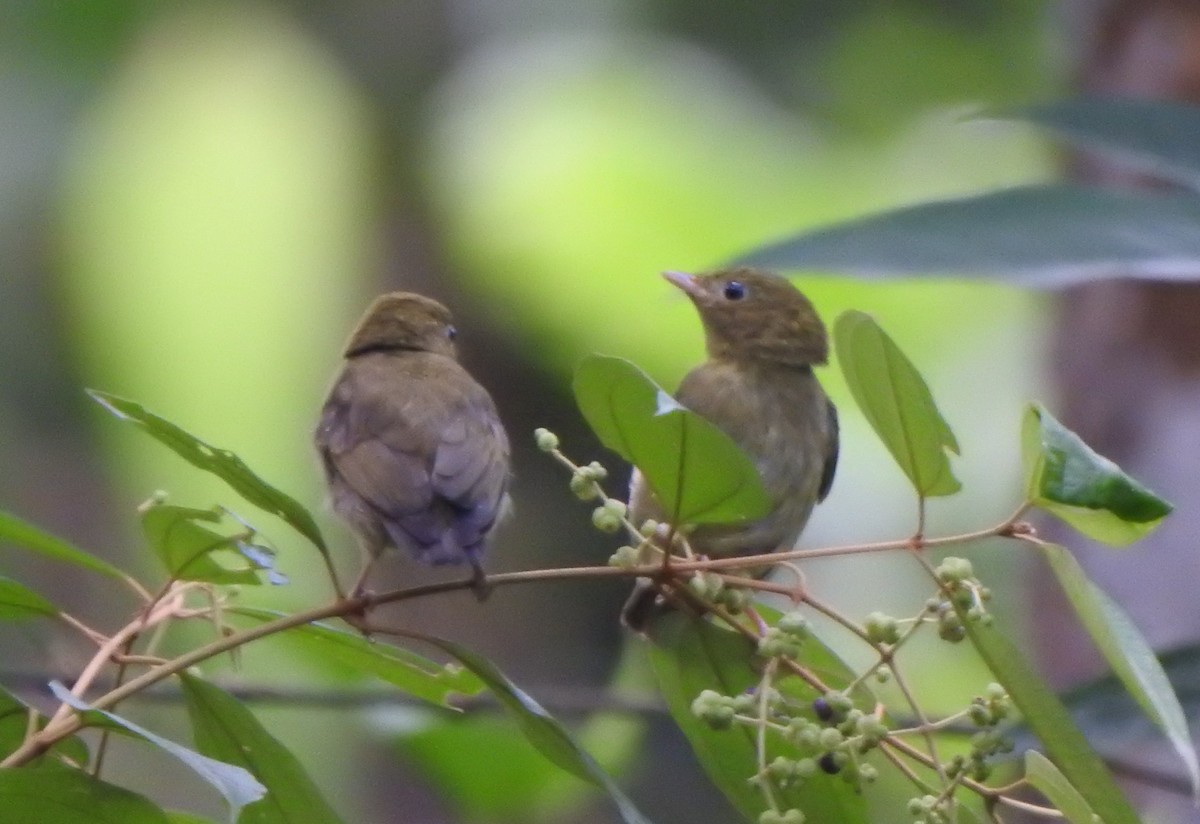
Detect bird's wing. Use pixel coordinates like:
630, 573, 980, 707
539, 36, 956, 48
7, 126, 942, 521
317, 356, 510, 553
316, 366, 434, 517
429, 387, 511, 550
817, 397, 838, 502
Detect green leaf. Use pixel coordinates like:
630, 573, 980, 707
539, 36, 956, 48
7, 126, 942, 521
0, 576, 58, 620
646, 614, 871, 824
0, 765, 170, 824
50, 682, 266, 822
411, 631, 655, 824
833, 311, 960, 497
179, 673, 344, 824
87, 391, 330, 558
398, 715, 590, 822
1037, 543, 1199, 800
1024, 751, 1100, 824
1021, 404, 1171, 545
168, 813, 223, 824
1057, 642, 1200, 751
736, 185, 1200, 286
1008, 98, 1200, 192
231, 608, 485, 708
572, 354, 770, 525
0, 510, 126, 581
0, 686, 89, 766
140, 504, 265, 585
957, 612, 1140, 824
396, 641, 646, 823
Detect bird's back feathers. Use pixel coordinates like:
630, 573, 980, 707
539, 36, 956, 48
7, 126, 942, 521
316, 349, 510, 566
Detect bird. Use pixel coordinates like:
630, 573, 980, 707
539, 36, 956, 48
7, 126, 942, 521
622, 268, 839, 631
315, 292, 511, 598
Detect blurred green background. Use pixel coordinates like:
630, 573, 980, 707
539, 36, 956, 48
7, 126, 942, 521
0, 2, 1063, 822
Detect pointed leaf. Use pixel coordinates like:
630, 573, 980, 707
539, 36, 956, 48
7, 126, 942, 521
1024, 751, 1100, 824
179, 673, 343, 824
411, 631, 655, 824
1009, 98, 1200, 192
50, 682, 266, 822
0, 576, 58, 621
1037, 543, 1199, 800
573, 355, 770, 525
88, 391, 329, 557
140, 504, 264, 585
397, 716, 590, 821
231, 608, 484, 708
834, 311, 960, 497
737, 185, 1200, 287
646, 614, 871, 824
0, 766, 170, 824
1022, 404, 1171, 545
957, 613, 1140, 823
0, 510, 126, 580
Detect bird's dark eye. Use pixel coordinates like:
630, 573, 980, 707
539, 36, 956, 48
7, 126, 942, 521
446, 325, 458, 340
723, 281, 746, 300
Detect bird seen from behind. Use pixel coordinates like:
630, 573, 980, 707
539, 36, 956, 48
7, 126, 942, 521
315, 292, 511, 598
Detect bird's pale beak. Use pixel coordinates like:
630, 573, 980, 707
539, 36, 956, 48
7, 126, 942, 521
662, 270, 700, 297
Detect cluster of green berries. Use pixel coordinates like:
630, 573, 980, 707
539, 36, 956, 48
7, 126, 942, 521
907, 794, 954, 824
591, 498, 625, 533
943, 684, 1014, 782
686, 570, 750, 613
534, 428, 626, 532
692, 679, 885, 795
758, 611, 811, 658
609, 520, 661, 568
863, 611, 902, 645
926, 557, 992, 642
763, 691, 884, 789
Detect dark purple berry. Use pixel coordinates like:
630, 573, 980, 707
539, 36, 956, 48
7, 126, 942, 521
818, 752, 841, 774
812, 697, 833, 722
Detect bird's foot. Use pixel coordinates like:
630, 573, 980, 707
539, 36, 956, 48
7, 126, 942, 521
338, 585, 376, 638
469, 565, 492, 602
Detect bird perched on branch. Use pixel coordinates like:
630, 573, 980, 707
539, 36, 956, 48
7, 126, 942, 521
315, 292, 510, 597
622, 268, 839, 631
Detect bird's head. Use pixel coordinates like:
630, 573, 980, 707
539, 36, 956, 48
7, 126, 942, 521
343, 292, 459, 359
665, 268, 828, 367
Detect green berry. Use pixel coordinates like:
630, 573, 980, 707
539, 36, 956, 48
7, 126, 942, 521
591, 506, 621, 533
967, 702, 992, 727
864, 611, 900, 644
533, 428, 559, 451
777, 610, 810, 637
794, 757, 817, 778
938, 614, 966, 643
721, 588, 749, 612
731, 692, 756, 713
818, 727, 843, 749
768, 756, 794, 780
570, 473, 595, 500
587, 460, 608, 481
603, 498, 627, 518
608, 545, 639, 568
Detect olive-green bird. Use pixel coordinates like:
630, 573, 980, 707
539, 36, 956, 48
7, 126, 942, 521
315, 292, 511, 595
622, 268, 839, 630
